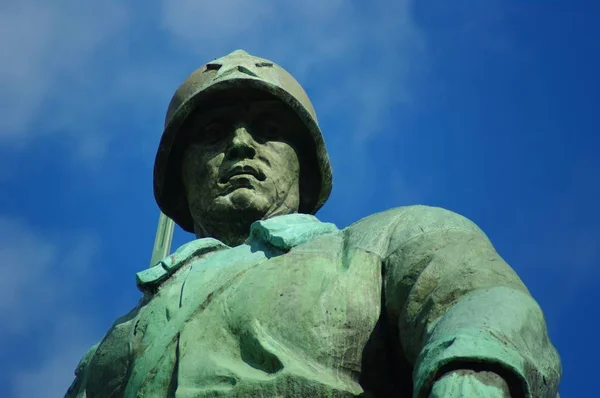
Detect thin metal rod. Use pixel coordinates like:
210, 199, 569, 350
149, 211, 175, 267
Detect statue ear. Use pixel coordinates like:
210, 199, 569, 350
298, 153, 318, 214
292, 127, 321, 215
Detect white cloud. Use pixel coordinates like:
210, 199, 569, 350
0, 217, 57, 321
0, 216, 100, 396
11, 315, 97, 398
161, 0, 426, 144
0, 1, 425, 160
0, 217, 99, 333
0, 1, 129, 156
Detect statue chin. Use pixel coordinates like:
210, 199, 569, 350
228, 188, 262, 208
212, 188, 270, 220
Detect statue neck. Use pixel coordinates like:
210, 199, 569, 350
193, 218, 252, 247
193, 206, 298, 247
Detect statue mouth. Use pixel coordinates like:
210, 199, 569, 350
219, 164, 266, 184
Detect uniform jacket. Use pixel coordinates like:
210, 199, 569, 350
66, 206, 561, 397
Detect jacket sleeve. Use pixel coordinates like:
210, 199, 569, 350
382, 206, 561, 397
64, 343, 99, 398
63, 297, 147, 398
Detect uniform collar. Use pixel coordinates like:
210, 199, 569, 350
136, 213, 338, 292
248, 213, 338, 250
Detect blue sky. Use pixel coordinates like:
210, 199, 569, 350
0, 1, 597, 396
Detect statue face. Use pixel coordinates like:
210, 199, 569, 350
181, 100, 301, 232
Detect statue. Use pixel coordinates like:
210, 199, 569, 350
66, 50, 561, 397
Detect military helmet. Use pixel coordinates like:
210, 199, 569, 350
154, 49, 333, 233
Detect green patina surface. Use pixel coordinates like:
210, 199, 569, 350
67, 208, 561, 397
66, 50, 561, 397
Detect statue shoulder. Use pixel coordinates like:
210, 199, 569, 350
137, 238, 228, 293
65, 300, 146, 397
344, 205, 488, 257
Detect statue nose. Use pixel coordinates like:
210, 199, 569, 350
227, 125, 257, 159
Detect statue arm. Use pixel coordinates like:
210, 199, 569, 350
64, 343, 99, 398
381, 206, 561, 397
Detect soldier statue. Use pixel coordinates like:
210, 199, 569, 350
66, 50, 561, 397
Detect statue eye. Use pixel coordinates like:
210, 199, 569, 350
200, 121, 226, 144
263, 121, 280, 137
255, 117, 282, 140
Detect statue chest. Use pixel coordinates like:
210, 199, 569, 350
128, 234, 384, 396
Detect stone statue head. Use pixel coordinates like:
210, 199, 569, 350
153, 50, 333, 244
